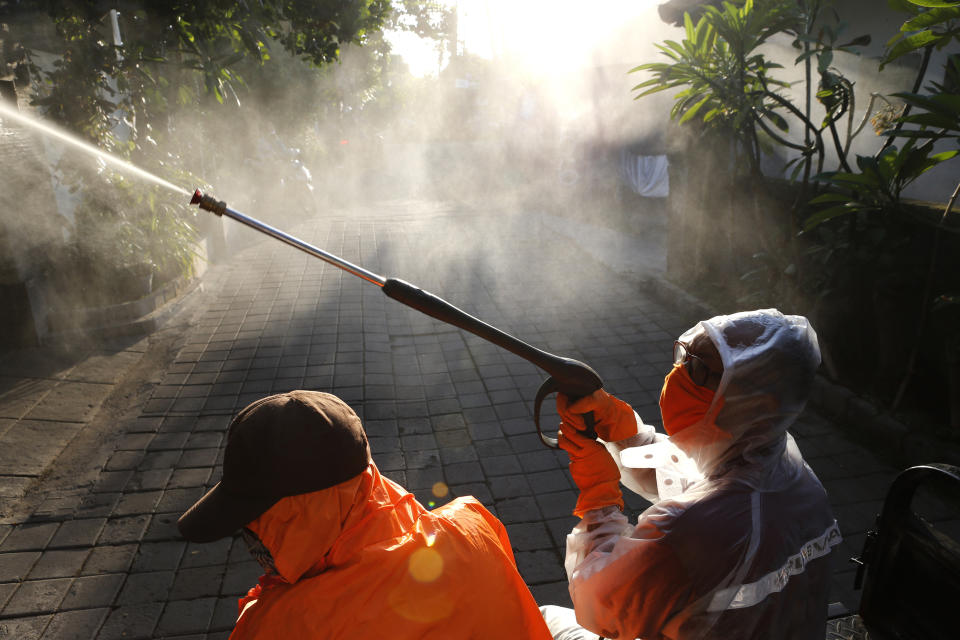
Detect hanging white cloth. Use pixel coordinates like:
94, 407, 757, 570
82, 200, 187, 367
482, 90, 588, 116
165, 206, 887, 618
621, 150, 670, 197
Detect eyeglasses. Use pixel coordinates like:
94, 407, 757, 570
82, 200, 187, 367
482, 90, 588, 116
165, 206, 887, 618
673, 341, 711, 387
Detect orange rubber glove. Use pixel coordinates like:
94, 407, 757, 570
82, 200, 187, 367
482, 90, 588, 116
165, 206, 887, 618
558, 420, 623, 518
557, 389, 638, 442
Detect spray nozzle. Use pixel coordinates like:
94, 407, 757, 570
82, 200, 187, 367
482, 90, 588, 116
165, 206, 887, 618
190, 189, 227, 216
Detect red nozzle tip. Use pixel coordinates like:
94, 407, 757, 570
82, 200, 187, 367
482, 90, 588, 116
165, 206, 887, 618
190, 189, 203, 205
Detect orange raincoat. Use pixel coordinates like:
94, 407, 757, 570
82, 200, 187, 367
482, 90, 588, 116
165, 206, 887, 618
230, 462, 552, 639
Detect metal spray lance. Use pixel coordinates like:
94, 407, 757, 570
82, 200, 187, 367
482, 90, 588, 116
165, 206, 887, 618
190, 190, 601, 447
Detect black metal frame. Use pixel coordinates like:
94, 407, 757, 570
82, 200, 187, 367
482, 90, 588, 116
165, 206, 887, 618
853, 463, 960, 640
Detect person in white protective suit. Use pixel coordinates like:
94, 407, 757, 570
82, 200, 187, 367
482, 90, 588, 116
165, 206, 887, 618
541, 309, 841, 640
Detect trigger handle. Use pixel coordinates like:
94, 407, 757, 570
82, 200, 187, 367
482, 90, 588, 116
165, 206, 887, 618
534, 377, 560, 448
534, 378, 600, 449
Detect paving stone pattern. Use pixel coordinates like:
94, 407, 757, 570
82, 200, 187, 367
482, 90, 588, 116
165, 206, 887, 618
1, 203, 957, 638
0, 346, 147, 506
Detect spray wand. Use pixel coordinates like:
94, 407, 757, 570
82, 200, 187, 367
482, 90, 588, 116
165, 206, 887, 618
190, 190, 600, 447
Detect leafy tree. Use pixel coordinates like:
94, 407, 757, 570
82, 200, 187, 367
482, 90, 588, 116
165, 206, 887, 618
0, 0, 395, 303
14, 1, 393, 163
387, 0, 456, 70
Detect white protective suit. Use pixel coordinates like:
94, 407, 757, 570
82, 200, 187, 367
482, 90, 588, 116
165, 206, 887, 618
563, 310, 840, 639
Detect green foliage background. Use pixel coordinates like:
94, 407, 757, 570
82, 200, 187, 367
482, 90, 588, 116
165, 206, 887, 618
633, 0, 960, 424
0, 0, 451, 306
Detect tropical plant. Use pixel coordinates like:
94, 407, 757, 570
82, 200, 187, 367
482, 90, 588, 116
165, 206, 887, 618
872, 1, 960, 410
873, 0, 960, 155
631, 1, 877, 179
786, 7, 874, 180
805, 141, 958, 229
633, 0, 960, 417
884, 0, 960, 68
629, 0, 875, 308
630, 0, 801, 175
792, 0, 960, 412
894, 88, 960, 141
805, 0, 960, 229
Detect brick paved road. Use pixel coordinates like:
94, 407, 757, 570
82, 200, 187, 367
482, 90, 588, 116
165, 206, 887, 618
1, 199, 953, 638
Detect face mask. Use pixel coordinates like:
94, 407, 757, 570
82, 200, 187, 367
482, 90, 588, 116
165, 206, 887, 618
659, 363, 724, 436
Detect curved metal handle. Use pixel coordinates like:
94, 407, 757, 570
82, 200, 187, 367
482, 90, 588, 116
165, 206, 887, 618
534, 377, 598, 449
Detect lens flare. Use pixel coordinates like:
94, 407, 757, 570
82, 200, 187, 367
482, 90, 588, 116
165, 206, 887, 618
408, 547, 444, 583
432, 481, 449, 498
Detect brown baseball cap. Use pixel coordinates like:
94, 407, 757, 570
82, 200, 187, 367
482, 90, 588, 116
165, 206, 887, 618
177, 391, 371, 543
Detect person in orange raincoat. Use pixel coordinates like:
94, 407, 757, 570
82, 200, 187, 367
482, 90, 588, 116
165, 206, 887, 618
178, 390, 552, 639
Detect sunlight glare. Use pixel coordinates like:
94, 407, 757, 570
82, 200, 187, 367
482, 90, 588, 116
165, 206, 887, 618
388, 0, 663, 76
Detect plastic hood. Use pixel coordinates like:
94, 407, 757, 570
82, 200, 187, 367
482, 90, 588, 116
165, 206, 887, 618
669, 309, 821, 489
246, 463, 420, 584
